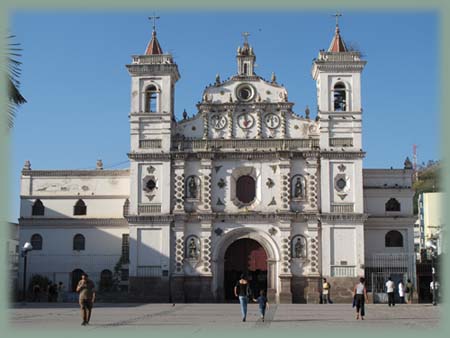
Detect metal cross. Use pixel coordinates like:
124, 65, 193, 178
149, 13, 160, 32
242, 32, 250, 44
333, 12, 342, 26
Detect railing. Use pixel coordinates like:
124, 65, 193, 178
139, 139, 162, 149
172, 138, 319, 151
329, 138, 353, 147
318, 51, 361, 61
331, 265, 356, 277
330, 203, 354, 213
136, 266, 162, 277
132, 55, 173, 65
138, 204, 161, 214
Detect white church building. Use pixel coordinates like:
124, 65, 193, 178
18, 19, 416, 303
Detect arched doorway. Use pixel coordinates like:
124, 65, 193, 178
224, 238, 267, 301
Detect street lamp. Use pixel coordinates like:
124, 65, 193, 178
21, 242, 33, 302
425, 240, 437, 306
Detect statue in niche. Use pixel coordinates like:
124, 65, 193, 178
293, 176, 305, 199
187, 177, 198, 199
187, 238, 199, 259
294, 237, 305, 258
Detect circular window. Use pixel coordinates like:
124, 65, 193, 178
236, 84, 255, 102
336, 178, 346, 190
236, 175, 256, 204
146, 179, 156, 191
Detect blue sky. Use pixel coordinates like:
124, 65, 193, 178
9, 11, 439, 221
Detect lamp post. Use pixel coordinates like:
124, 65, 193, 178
21, 242, 33, 302
425, 240, 437, 306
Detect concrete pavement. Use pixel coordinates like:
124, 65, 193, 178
8, 302, 440, 331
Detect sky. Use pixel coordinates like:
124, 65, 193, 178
9, 10, 439, 222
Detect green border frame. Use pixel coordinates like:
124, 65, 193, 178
1, 0, 448, 337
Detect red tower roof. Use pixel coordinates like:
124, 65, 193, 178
145, 31, 163, 55
328, 25, 347, 52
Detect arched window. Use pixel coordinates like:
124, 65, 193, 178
385, 198, 401, 211
73, 234, 85, 251
30, 233, 43, 250
32, 199, 45, 216
71, 268, 84, 292
236, 175, 256, 204
144, 85, 158, 112
291, 235, 307, 258
123, 199, 130, 216
333, 82, 347, 111
74, 199, 87, 215
385, 230, 403, 247
185, 235, 200, 259
100, 269, 113, 291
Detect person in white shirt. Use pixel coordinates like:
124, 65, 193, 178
398, 281, 405, 304
385, 277, 395, 306
430, 280, 440, 303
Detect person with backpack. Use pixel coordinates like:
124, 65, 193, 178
234, 274, 251, 322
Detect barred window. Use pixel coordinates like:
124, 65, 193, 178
73, 234, 85, 251
385, 230, 403, 247
30, 233, 43, 250
32, 199, 45, 216
122, 234, 130, 263
74, 199, 87, 215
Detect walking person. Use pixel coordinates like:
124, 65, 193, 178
353, 277, 369, 320
398, 280, 405, 304
385, 276, 395, 306
405, 279, 413, 304
322, 278, 332, 304
253, 290, 269, 322
57, 282, 65, 302
76, 273, 96, 326
32, 283, 41, 302
234, 274, 251, 322
430, 280, 440, 304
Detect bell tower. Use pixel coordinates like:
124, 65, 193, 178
125, 18, 180, 296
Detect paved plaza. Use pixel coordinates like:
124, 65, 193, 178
8, 302, 440, 332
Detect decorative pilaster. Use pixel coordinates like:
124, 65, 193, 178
202, 110, 209, 139
281, 111, 286, 138
173, 159, 185, 213
256, 110, 262, 138
173, 220, 185, 275
228, 109, 233, 138
200, 221, 212, 275
279, 160, 291, 211
199, 159, 212, 212
304, 154, 319, 211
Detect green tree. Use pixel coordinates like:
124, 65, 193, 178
413, 161, 440, 214
6, 35, 26, 128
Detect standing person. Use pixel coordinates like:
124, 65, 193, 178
398, 280, 405, 304
234, 274, 250, 322
322, 278, 331, 304
385, 277, 395, 307
76, 273, 96, 326
405, 279, 413, 304
253, 290, 269, 322
32, 283, 41, 302
47, 282, 53, 302
430, 280, 440, 304
353, 277, 369, 320
57, 282, 65, 302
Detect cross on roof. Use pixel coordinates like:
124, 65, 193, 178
242, 32, 250, 44
148, 13, 160, 32
333, 12, 342, 26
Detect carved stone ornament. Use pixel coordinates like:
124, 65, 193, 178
214, 227, 224, 236
268, 227, 278, 236
217, 178, 226, 189
338, 163, 346, 172
266, 178, 275, 189
214, 165, 222, 173
268, 197, 277, 206
216, 198, 224, 206
147, 166, 156, 174
270, 165, 277, 173
338, 193, 347, 200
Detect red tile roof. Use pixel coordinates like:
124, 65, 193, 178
328, 25, 347, 52
145, 31, 163, 55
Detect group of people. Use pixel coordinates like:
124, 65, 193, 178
32, 281, 65, 302
385, 277, 414, 306
234, 274, 269, 322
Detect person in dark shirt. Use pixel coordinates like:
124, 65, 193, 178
253, 290, 269, 322
234, 274, 250, 322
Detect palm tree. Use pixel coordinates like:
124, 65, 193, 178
6, 35, 26, 128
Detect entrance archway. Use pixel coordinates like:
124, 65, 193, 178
224, 238, 268, 301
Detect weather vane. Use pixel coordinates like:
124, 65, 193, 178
332, 12, 342, 26
149, 13, 160, 32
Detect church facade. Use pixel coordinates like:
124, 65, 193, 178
18, 20, 416, 303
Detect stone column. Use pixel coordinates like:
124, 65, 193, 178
171, 218, 185, 302
304, 153, 320, 212
202, 110, 209, 139
278, 218, 293, 303
198, 158, 212, 212
172, 159, 185, 213
279, 160, 291, 211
